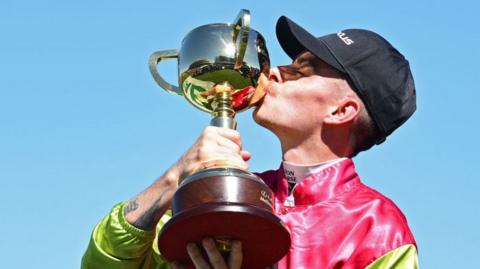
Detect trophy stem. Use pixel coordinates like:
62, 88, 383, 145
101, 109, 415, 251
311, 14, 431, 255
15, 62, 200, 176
210, 82, 237, 129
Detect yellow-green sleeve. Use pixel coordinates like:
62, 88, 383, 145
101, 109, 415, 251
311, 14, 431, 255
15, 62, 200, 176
365, 244, 419, 269
81, 202, 172, 269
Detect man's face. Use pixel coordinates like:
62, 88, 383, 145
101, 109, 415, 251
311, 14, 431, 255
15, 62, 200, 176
253, 51, 349, 136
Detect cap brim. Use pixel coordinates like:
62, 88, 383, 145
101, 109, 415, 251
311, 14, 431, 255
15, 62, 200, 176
276, 16, 345, 73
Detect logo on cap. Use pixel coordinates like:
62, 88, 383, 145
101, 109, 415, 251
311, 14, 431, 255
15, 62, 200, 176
337, 31, 354, 45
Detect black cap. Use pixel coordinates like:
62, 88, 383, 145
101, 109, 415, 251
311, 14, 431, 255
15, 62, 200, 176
276, 16, 416, 144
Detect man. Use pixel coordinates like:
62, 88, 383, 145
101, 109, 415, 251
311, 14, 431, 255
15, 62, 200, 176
82, 16, 418, 269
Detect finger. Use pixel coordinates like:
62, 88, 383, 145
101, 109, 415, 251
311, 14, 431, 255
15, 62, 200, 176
228, 241, 243, 269
214, 136, 242, 154
197, 148, 248, 171
240, 150, 251, 161
171, 261, 186, 269
198, 160, 248, 171
202, 238, 228, 269
187, 243, 211, 269
205, 126, 242, 147
196, 133, 242, 162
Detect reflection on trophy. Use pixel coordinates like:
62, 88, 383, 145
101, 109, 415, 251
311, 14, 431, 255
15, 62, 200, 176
149, 10, 290, 269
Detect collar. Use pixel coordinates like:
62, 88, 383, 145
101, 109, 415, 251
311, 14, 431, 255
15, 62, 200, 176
283, 158, 347, 187
277, 158, 360, 206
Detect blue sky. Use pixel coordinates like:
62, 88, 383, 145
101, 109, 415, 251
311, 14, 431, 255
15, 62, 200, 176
1, 0, 479, 268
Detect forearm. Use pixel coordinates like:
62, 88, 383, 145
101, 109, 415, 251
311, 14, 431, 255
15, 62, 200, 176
81, 202, 159, 269
83, 126, 248, 269
82, 165, 180, 269
124, 165, 181, 231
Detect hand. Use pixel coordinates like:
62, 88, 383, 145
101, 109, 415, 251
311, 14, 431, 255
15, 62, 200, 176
123, 127, 249, 231
174, 126, 251, 182
171, 238, 243, 269
124, 127, 249, 230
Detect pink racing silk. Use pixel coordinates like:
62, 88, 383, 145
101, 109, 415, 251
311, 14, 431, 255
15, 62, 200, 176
257, 158, 417, 269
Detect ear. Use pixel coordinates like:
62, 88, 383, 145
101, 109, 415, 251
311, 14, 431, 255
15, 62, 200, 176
323, 98, 360, 125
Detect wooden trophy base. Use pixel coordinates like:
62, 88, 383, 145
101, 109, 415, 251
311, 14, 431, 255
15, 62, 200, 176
157, 168, 290, 269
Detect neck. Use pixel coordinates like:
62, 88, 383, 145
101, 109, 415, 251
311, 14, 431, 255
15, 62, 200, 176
280, 133, 340, 165
278, 125, 355, 164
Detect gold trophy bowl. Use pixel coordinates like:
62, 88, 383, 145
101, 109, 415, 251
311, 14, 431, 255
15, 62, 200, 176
149, 10, 290, 269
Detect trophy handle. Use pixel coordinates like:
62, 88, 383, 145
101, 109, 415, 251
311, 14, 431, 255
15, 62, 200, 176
148, 49, 183, 95
233, 9, 250, 69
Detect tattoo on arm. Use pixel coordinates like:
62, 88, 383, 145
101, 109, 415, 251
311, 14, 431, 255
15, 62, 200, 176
131, 193, 166, 231
124, 199, 139, 214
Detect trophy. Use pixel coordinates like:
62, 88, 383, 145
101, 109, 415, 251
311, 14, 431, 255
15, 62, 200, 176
148, 10, 290, 269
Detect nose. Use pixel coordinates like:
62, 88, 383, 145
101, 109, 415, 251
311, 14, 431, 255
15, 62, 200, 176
268, 67, 283, 83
